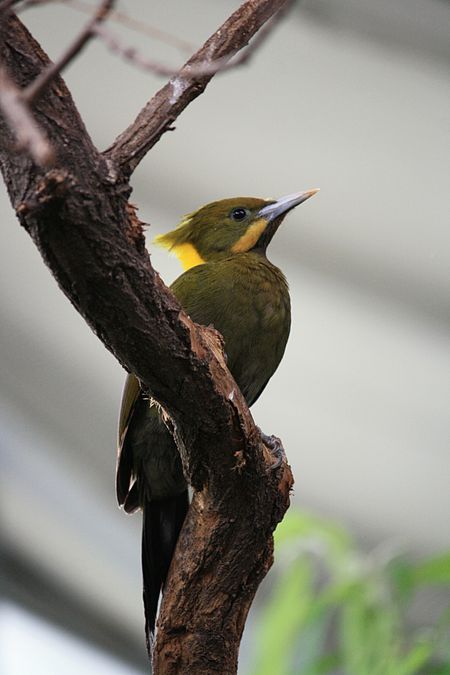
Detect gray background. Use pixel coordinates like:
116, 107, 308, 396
1, 0, 449, 670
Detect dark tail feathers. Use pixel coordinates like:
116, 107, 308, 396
142, 491, 189, 654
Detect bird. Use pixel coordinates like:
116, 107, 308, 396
116, 189, 319, 652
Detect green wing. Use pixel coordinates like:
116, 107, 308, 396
116, 255, 290, 507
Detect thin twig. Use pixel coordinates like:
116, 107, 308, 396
0, 65, 54, 166
92, 25, 196, 77
7, 0, 195, 54
0, 0, 19, 13
22, 0, 115, 104
13, 0, 196, 52
63, 0, 196, 53
105, 0, 293, 174
4, 0, 59, 11
0, 0, 35, 10
93, 3, 289, 80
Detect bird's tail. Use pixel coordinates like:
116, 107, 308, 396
142, 491, 189, 654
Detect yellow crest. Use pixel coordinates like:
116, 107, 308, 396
154, 215, 205, 271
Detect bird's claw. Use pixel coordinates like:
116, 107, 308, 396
258, 428, 286, 471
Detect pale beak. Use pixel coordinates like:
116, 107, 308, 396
258, 189, 320, 221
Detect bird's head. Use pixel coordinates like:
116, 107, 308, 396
155, 189, 319, 271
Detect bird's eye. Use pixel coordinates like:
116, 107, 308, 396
230, 207, 249, 222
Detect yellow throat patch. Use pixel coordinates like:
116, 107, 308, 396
170, 242, 205, 271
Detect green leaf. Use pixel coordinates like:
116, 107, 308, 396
412, 553, 450, 586
251, 558, 314, 675
395, 640, 433, 675
274, 510, 353, 583
249, 509, 450, 675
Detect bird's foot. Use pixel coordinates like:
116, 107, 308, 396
258, 428, 286, 470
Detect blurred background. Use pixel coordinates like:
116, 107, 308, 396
1, 0, 449, 672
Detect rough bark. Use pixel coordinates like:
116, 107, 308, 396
0, 3, 293, 673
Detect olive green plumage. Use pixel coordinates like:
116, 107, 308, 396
116, 190, 318, 650
173, 254, 290, 403
156, 197, 275, 261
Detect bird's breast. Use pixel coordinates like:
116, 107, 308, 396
216, 256, 291, 405
172, 253, 291, 406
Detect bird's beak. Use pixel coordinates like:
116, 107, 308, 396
258, 189, 320, 221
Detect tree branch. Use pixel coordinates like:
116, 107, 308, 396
104, 0, 291, 176
0, 4, 293, 673
0, 64, 54, 165
93, 2, 292, 80
0, 0, 19, 13
22, 0, 115, 104
63, 0, 196, 53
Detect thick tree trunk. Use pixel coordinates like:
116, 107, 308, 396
0, 4, 293, 672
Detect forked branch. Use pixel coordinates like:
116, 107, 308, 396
22, 0, 115, 103
105, 0, 293, 175
0, 3, 294, 673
